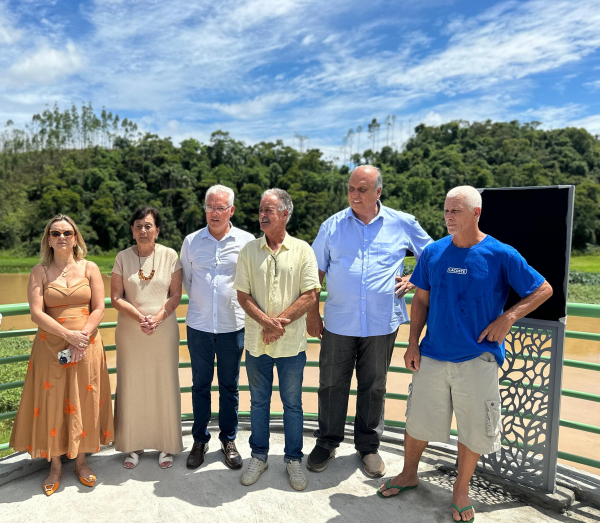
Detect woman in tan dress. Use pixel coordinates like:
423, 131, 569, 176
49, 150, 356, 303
10, 214, 114, 496
111, 206, 183, 469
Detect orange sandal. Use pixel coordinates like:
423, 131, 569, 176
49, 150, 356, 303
75, 469, 96, 487
43, 474, 62, 496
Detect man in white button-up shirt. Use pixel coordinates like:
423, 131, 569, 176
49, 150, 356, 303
180, 185, 254, 470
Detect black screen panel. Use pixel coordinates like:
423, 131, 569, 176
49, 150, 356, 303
478, 186, 572, 322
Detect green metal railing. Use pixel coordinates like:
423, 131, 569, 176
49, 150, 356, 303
1, 293, 599, 471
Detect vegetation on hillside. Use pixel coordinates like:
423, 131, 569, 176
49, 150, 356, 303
0, 334, 30, 456
2, 105, 600, 255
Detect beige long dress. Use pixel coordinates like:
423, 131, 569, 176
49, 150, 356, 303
112, 244, 183, 454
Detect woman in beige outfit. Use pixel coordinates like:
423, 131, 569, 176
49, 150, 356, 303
111, 206, 183, 469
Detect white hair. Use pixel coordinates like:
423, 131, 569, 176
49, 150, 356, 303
205, 184, 234, 207
261, 188, 293, 224
350, 165, 383, 191
446, 186, 482, 210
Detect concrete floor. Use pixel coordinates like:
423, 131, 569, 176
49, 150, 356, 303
1, 422, 598, 523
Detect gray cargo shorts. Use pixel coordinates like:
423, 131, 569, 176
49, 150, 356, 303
405, 352, 502, 455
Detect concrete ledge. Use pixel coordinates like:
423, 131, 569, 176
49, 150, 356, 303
437, 462, 576, 513
557, 462, 600, 510
0, 451, 49, 488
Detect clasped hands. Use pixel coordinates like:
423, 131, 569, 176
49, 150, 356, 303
261, 316, 291, 345
140, 310, 167, 336
66, 330, 90, 363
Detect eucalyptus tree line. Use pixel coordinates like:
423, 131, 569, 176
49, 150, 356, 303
0, 103, 139, 155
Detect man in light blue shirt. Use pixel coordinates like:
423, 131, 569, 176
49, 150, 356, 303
180, 184, 254, 470
307, 165, 431, 477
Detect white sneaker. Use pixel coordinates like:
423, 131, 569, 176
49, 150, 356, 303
241, 457, 268, 486
286, 460, 308, 491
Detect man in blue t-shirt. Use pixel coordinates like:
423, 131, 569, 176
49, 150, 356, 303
377, 186, 552, 523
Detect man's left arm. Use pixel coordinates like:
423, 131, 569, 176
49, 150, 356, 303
264, 289, 317, 345
180, 238, 193, 296
266, 248, 320, 343
478, 281, 553, 343
278, 289, 318, 323
395, 218, 433, 298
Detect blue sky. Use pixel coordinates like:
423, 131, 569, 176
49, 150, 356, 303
1, 0, 600, 159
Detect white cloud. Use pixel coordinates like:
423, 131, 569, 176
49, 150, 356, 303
212, 92, 300, 119
569, 114, 600, 136
584, 79, 600, 90
0, 1, 22, 45
8, 41, 84, 83
2, 0, 600, 158
383, 1, 600, 95
521, 103, 585, 128
167, 120, 179, 133
0, 19, 20, 45
403, 30, 433, 48
301, 34, 315, 46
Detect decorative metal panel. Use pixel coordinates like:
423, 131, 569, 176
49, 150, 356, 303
478, 318, 564, 493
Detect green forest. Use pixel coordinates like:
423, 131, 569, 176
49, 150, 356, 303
2, 104, 600, 255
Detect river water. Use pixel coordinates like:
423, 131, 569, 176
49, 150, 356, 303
1, 273, 598, 475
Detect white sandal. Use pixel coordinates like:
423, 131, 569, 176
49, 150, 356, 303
158, 452, 173, 469
123, 451, 143, 469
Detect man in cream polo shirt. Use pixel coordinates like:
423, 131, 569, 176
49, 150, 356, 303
234, 188, 320, 491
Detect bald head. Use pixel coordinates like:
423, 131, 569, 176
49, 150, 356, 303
348, 164, 382, 219
349, 165, 382, 191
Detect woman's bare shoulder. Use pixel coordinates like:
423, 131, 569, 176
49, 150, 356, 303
30, 264, 46, 278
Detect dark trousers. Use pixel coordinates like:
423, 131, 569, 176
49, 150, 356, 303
316, 328, 398, 453
186, 326, 245, 443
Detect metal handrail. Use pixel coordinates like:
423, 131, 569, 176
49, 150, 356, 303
1, 294, 599, 469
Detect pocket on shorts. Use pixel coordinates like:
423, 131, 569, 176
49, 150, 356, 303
485, 399, 501, 437
405, 383, 413, 418
478, 352, 496, 363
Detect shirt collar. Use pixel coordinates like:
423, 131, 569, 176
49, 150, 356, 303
202, 223, 236, 241
346, 201, 384, 224
260, 232, 290, 253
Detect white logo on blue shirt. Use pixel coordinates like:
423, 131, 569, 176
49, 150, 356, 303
447, 267, 468, 275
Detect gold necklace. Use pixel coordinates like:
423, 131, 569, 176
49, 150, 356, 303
54, 260, 77, 278
137, 246, 156, 281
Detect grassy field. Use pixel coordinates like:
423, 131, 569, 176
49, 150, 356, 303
0, 254, 117, 275
568, 284, 600, 304
1, 253, 596, 274
0, 333, 31, 458
570, 255, 600, 273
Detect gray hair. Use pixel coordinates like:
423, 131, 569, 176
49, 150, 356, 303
261, 188, 293, 223
205, 184, 234, 207
350, 165, 383, 191
446, 186, 482, 211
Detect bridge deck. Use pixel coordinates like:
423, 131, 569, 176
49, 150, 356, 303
1, 421, 598, 523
